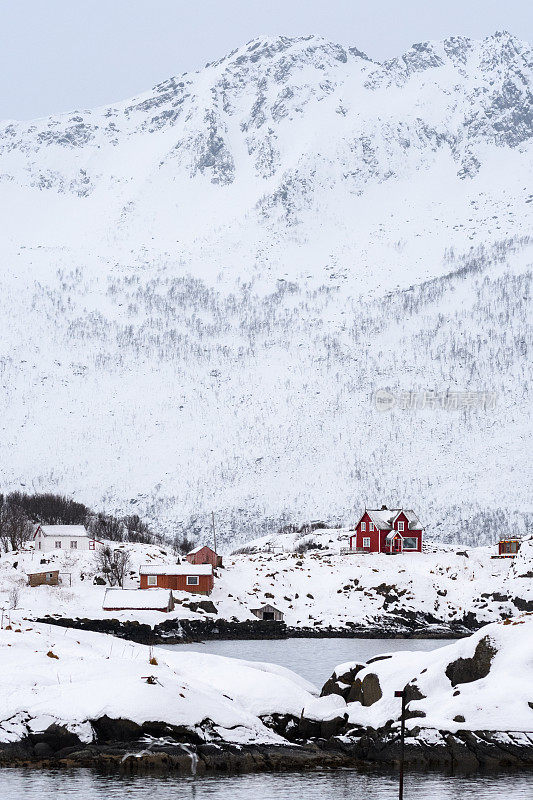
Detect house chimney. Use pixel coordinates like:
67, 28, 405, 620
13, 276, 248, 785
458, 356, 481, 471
381, 505, 388, 510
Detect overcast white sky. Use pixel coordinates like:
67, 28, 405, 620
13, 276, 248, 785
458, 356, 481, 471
2, 0, 532, 120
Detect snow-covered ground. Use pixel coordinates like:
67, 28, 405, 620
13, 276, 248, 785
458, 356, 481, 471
0, 618, 316, 746
0, 610, 531, 749
1, 532, 532, 631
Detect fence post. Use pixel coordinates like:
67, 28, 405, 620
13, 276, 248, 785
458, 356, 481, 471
394, 689, 406, 800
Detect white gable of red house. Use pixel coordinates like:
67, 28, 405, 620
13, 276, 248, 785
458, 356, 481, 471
349, 508, 423, 553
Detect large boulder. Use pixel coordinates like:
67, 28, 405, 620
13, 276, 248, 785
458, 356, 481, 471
349, 673, 382, 706
320, 663, 365, 700
445, 636, 497, 686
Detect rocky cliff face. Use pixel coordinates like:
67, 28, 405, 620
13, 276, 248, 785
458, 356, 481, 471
0, 32, 531, 545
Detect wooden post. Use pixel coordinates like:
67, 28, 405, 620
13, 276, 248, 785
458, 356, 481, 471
395, 689, 406, 800
211, 511, 217, 555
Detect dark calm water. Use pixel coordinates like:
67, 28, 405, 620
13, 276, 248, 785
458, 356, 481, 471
161, 637, 457, 687
1, 768, 532, 799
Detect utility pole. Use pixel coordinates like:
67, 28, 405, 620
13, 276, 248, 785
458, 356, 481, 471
394, 689, 407, 800
211, 511, 217, 555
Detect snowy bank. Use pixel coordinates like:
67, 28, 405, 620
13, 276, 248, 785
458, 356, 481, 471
0, 615, 532, 772
0, 618, 316, 751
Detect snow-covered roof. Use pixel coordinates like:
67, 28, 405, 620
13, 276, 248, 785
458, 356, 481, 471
139, 563, 213, 576
36, 525, 89, 538
187, 544, 215, 555
364, 508, 423, 531
103, 588, 171, 610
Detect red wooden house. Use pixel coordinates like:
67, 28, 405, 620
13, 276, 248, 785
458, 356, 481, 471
349, 507, 423, 554
186, 545, 222, 567
139, 564, 214, 594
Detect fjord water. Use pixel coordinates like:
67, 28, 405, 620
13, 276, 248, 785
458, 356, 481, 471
2, 768, 532, 799
162, 637, 457, 686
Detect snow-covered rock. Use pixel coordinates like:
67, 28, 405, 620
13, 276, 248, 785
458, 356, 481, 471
313, 614, 533, 733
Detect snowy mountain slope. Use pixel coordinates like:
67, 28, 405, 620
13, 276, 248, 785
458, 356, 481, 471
0, 32, 531, 546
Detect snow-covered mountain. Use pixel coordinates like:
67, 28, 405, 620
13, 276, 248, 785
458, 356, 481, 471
0, 31, 531, 547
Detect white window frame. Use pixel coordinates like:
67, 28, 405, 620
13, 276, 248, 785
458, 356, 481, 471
398, 521, 405, 532
147, 575, 157, 586
403, 537, 418, 550
362, 537, 371, 548
55, 541, 62, 549
369, 522, 374, 531
361, 522, 366, 531
186, 576, 199, 586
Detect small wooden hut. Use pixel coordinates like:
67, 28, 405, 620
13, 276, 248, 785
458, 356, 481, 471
250, 604, 284, 621
27, 570, 60, 587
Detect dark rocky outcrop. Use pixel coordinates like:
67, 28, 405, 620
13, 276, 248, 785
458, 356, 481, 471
2, 717, 532, 773
320, 663, 365, 700
350, 673, 382, 706
34, 612, 479, 646
445, 636, 497, 686
181, 600, 218, 615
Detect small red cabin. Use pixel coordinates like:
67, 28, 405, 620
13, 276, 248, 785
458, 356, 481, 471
186, 545, 222, 567
139, 564, 214, 594
349, 507, 423, 554
497, 538, 521, 557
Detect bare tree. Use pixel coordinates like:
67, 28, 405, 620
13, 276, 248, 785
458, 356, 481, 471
112, 549, 132, 588
88, 513, 125, 543
94, 546, 131, 587
0, 499, 33, 552
173, 534, 195, 555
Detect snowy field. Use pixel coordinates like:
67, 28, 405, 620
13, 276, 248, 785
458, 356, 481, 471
0, 530, 531, 631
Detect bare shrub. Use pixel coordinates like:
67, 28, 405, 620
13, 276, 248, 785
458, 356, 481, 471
94, 546, 131, 587
8, 587, 19, 609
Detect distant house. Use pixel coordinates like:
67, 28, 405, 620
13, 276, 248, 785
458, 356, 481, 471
497, 537, 522, 558
186, 545, 222, 567
348, 507, 423, 554
103, 588, 174, 612
139, 564, 214, 595
250, 604, 284, 621
27, 569, 59, 587
33, 525, 101, 552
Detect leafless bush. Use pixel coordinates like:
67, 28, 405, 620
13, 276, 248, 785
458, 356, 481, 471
94, 546, 131, 587
8, 587, 19, 609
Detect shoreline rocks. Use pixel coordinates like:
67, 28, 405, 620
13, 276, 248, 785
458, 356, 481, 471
1, 718, 531, 774
34, 613, 480, 644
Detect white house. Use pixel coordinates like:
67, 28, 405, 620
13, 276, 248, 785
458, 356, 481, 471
33, 524, 101, 552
